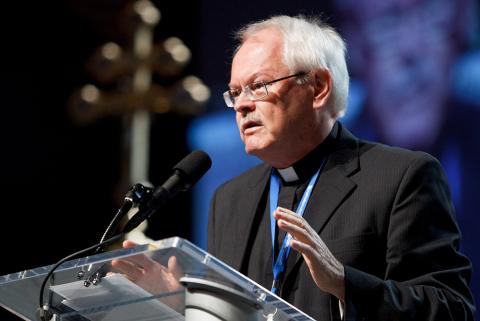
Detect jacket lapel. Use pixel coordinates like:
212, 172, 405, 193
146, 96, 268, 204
284, 125, 360, 280
230, 163, 271, 271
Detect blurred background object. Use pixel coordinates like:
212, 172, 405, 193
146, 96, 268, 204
0, 1, 479, 320
67, 0, 209, 244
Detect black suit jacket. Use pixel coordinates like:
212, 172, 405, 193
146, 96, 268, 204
208, 123, 475, 321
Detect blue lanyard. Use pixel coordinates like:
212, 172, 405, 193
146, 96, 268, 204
269, 161, 325, 294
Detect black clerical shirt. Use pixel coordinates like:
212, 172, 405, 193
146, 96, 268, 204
241, 123, 339, 294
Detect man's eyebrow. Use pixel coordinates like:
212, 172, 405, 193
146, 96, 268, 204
228, 71, 272, 88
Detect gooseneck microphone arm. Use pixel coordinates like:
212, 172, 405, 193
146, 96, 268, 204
122, 185, 170, 233
37, 233, 125, 321
37, 184, 153, 321
99, 183, 153, 244
37, 150, 212, 321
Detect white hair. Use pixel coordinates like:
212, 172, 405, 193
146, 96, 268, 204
235, 15, 349, 118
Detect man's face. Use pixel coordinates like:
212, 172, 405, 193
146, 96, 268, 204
230, 27, 315, 162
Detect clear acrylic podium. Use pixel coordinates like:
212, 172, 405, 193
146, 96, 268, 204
0, 237, 315, 321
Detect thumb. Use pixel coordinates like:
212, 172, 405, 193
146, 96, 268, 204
122, 240, 138, 248
167, 256, 184, 280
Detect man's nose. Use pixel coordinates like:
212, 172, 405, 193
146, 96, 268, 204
234, 93, 255, 113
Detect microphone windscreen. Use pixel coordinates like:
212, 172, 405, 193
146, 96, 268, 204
173, 150, 212, 184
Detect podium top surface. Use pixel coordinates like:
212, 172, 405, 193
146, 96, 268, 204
0, 237, 315, 321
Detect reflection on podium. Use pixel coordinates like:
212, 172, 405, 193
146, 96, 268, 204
0, 237, 315, 321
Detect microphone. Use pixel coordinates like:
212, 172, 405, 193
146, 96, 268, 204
123, 150, 212, 233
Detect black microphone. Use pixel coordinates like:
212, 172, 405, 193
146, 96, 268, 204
123, 150, 212, 233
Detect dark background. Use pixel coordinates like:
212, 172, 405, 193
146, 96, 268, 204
0, 1, 478, 320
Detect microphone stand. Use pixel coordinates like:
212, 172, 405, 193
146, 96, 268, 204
37, 183, 153, 321
99, 183, 153, 246
80, 183, 153, 287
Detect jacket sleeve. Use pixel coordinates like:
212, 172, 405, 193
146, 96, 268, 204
344, 154, 475, 321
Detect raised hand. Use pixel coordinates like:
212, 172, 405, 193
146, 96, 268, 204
274, 207, 345, 301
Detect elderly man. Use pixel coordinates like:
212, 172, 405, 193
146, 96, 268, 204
207, 15, 475, 320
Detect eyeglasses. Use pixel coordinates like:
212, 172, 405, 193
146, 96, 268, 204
223, 72, 307, 108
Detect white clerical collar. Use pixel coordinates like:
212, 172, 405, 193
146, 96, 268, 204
277, 166, 299, 183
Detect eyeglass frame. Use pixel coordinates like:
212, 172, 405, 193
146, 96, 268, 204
223, 72, 308, 108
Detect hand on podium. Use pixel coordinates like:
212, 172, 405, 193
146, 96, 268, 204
111, 240, 185, 311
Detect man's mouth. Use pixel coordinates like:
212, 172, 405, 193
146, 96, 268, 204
242, 120, 263, 134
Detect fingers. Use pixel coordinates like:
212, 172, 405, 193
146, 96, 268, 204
112, 254, 182, 283
274, 207, 304, 227
110, 241, 185, 297
115, 240, 183, 280
289, 239, 314, 256
273, 208, 345, 300
111, 259, 144, 281
274, 207, 313, 243
118, 240, 160, 271
167, 256, 184, 280
122, 240, 138, 248
278, 219, 309, 241
289, 239, 317, 271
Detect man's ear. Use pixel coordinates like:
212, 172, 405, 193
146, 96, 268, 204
312, 69, 333, 110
